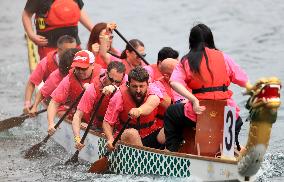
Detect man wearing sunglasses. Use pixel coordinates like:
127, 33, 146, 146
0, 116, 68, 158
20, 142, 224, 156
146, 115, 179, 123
47, 50, 102, 136
72, 61, 126, 150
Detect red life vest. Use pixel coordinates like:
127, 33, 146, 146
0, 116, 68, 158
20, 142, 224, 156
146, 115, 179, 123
44, 50, 58, 81
121, 59, 133, 74
118, 85, 163, 138
68, 64, 102, 105
95, 54, 107, 69
150, 64, 163, 81
35, 0, 80, 32
83, 73, 112, 128
185, 48, 232, 100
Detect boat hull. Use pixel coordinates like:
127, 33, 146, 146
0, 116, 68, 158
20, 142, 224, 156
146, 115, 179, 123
36, 114, 251, 181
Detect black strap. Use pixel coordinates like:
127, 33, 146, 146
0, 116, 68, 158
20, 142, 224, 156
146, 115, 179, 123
127, 120, 154, 130
156, 114, 164, 120
192, 84, 228, 94
37, 26, 80, 47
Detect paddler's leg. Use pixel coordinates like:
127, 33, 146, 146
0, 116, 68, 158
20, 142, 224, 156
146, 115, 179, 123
164, 103, 195, 152
121, 128, 143, 146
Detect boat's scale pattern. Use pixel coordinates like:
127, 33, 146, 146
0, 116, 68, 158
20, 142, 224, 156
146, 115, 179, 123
98, 138, 191, 177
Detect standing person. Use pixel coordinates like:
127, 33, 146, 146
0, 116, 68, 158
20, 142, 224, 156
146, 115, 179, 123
164, 23, 251, 152
29, 48, 80, 115
144, 47, 179, 82
120, 39, 146, 74
47, 50, 102, 136
22, 0, 93, 59
103, 67, 166, 150
23, 35, 77, 114
72, 61, 126, 150
87, 22, 121, 69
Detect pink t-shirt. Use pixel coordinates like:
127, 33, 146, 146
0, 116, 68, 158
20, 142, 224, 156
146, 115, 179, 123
50, 75, 71, 104
77, 71, 128, 114
104, 83, 164, 126
153, 80, 185, 103
170, 53, 248, 121
77, 82, 98, 114
29, 53, 59, 86
40, 69, 64, 98
143, 65, 155, 83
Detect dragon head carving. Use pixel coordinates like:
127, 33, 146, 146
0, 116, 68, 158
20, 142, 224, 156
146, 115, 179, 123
238, 77, 281, 177
245, 77, 281, 123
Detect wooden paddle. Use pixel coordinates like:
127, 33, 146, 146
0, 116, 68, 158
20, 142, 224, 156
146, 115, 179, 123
0, 109, 47, 132
88, 117, 131, 173
24, 90, 85, 158
65, 94, 105, 165
113, 29, 150, 65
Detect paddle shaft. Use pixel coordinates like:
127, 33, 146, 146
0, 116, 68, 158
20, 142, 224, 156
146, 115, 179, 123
88, 117, 131, 173
113, 29, 150, 65
43, 89, 85, 143
80, 94, 105, 144
24, 89, 85, 158
22, 109, 47, 119
66, 94, 106, 163
105, 117, 131, 157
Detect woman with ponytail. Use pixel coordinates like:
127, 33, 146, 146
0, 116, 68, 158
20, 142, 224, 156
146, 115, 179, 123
164, 23, 251, 152
120, 39, 146, 74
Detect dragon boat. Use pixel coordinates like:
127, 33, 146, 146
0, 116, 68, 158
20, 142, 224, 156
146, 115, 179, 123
26, 36, 281, 181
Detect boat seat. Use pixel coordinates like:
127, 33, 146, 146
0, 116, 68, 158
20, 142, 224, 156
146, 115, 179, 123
195, 100, 227, 157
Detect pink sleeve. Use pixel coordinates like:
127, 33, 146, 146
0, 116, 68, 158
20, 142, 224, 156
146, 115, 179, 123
148, 83, 163, 99
223, 53, 248, 87
104, 91, 123, 126
110, 55, 122, 62
143, 65, 154, 83
172, 89, 186, 103
77, 83, 97, 114
50, 75, 70, 104
170, 61, 188, 86
40, 70, 59, 98
153, 81, 166, 94
29, 57, 47, 86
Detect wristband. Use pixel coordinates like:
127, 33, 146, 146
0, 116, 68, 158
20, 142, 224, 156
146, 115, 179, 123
74, 136, 81, 143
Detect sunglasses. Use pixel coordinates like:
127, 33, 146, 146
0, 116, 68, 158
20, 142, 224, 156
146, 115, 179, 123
107, 72, 122, 84
75, 67, 89, 71
133, 52, 146, 59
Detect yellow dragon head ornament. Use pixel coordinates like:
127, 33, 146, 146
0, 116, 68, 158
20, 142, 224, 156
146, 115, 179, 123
238, 77, 281, 177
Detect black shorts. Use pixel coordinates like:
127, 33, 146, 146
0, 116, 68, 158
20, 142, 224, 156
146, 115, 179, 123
142, 128, 164, 149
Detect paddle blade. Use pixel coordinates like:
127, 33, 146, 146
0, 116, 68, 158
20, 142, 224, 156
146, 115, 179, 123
65, 151, 79, 165
24, 141, 45, 159
0, 115, 27, 132
88, 156, 109, 173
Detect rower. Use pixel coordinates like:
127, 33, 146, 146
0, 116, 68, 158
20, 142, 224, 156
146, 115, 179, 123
47, 50, 102, 136
153, 58, 186, 120
120, 39, 146, 74
87, 22, 121, 69
144, 47, 179, 82
29, 48, 80, 116
103, 67, 167, 151
23, 35, 77, 114
72, 61, 126, 150
164, 23, 251, 152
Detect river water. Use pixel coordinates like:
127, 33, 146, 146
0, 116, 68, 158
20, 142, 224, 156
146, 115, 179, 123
0, 0, 284, 181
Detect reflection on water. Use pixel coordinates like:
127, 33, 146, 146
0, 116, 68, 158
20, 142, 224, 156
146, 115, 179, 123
0, 0, 284, 181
